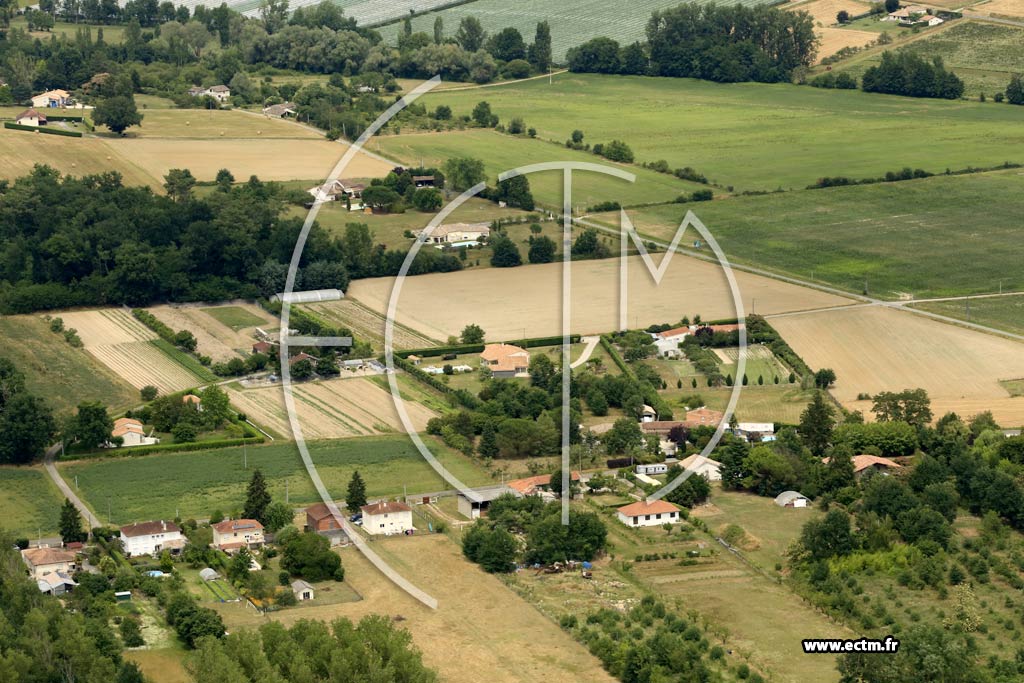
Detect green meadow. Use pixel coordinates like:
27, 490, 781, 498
912, 293, 1024, 336
0, 467, 66, 537
592, 169, 1024, 299
414, 72, 1024, 191
59, 436, 496, 523
375, 129, 706, 209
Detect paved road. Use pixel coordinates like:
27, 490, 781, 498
570, 335, 602, 369
43, 443, 101, 529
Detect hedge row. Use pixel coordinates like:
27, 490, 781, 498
391, 355, 480, 409
3, 121, 82, 137
39, 113, 84, 122
132, 308, 178, 344
61, 435, 264, 461
397, 334, 582, 359
599, 335, 633, 378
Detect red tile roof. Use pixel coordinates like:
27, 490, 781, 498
212, 519, 263, 533
507, 472, 580, 495
617, 500, 681, 517
361, 501, 411, 515
22, 547, 76, 566
306, 502, 342, 521
120, 520, 181, 537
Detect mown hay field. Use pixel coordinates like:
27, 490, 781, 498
0, 314, 137, 415
227, 377, 437, 440
0, 125, 154, 186
769, 305, 1024, 424
59, 309, 208, 392
347, 254, 852, 341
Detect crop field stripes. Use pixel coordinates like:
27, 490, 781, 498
292, 386, 380, 437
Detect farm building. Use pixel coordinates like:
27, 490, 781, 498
774, 491, 810, 508
735, 422, 775, 443
182, 394, 203, 411
307, 179, 365, 206
640, 404, 657, 422
291, 579, 315, 601
21, 547, 77, 581
636, 463, 669, 475
822, 454, 902, 478
304, 502, 349, 546
186, 85, 230, 101
252, 341, 273, 354
119, 520, 184, 557
457, 485, 518, 519
417, 222, 490, 244
685, 407, 725, 427
288, 352, 319, 367
199, 568, 219, 581
508, 471, 581, 496
37, 572, 77, 595
480, 343, 530, 379
271, 289, 343, 304
412, 174, 437, 187
617, 500, 683, 527
652, 326, 689, 358
361, 500, 413, 536
211, 519, 265, 553
262, 101, 297, 117
15, 108, 46, 127
678, 453, 723, 481
31, 89, 70, 108
109, 417, 160, 447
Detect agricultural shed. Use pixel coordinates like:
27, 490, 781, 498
199, 568, 219, 581
271, 289, 343, 304
774, 491, 810, 508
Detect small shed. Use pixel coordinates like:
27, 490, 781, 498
774, 491, 810, 508
115, 590, 132, 602
291, 579, 315, 601
199, 567, 219, 581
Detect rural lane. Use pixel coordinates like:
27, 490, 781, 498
570, 335, 602, 369
43, 443, 101, 529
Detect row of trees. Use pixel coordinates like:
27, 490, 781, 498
0, 357, 56, 464
861, 51, 965, 100
568, 4, 817, 84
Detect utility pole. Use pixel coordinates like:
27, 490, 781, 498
243, 442, 248, 469
107, 498, 111, 526
285, 481, 289, 504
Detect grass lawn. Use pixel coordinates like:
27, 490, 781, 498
7, 18, 126, 43
658, 382, 816, 424
833, 20, 1024, 97
126, 649, 191, 683
911, 293, 1024, 336
107, 108, 321, 139
58, 435, 498, 523
412, 72, 1024, 191
0, 315, 138, 415
200, 305, 268, 331
0, 467, 66, 537
375, 129, 707, 209
299, 194, 538, 250
594, 169, 1024, 299
136, 95, 177, 110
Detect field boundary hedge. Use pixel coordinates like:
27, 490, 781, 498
3, 121, 82, 137
397, 334, 582, 359
599, 335, 634, 378
60, 434, 265, 461
391, 354, 480, 409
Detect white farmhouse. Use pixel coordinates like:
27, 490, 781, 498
417, 222, 490, 245
678, 453, 723, 481
120, 520, 184, 557
651, 326, 690, 358
617, 500, 683, 528
110, 417, 160, 447
360, 500, 413, 536
211, 519, 265, 553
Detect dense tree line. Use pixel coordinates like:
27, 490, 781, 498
0, 358, 56, 463
0, 166, 461, 314
861, 51, 964, 100
568, 3, 817, 84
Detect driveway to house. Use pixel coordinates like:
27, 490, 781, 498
570, 335, 602, 369
43, 443, 101, 529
